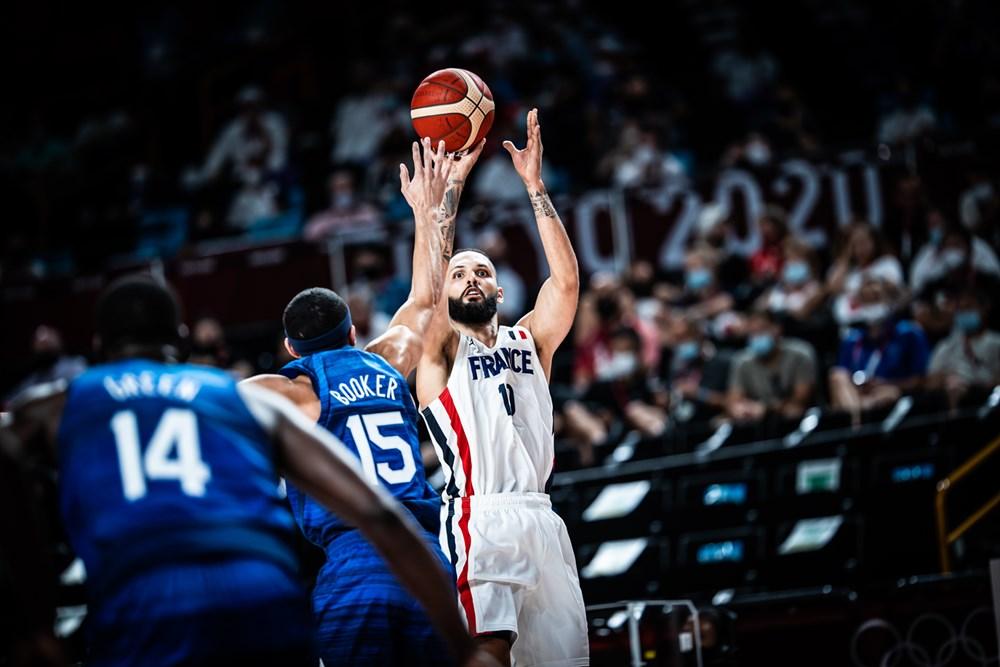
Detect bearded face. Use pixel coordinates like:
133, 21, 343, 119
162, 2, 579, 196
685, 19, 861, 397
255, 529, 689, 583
446, 251, 503, 325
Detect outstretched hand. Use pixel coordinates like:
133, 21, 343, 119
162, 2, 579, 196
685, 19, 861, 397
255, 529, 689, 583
400, 138, 453, 216
502, 108, 544, 191
449, 138, 486, 185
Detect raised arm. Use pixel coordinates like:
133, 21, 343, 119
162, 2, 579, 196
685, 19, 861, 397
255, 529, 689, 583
237, 384, 491, 667
509, 109, 580, 380
366, 138, 484, 378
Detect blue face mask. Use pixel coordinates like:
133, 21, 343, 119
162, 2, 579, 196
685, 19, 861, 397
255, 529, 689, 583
749, 334, 775, 357
929, 227, 944, 246
782, 261, 810, 285
955, 310, 982, 333
686, 269, 712, 291
676, 341, 700, 362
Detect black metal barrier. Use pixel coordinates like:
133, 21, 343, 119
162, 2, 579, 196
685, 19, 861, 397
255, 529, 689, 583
552, 404, 1000, 606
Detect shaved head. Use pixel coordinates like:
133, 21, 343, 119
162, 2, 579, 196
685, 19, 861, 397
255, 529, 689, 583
449, 249, 495, 274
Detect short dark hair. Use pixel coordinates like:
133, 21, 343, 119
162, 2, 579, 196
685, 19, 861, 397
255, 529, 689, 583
450, 248, 494, 267
96, 273, 181, 353
283, 287, 350, 342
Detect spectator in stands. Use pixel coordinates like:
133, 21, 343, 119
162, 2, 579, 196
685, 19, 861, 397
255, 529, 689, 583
748, 205, 788, 285
183, 86, 291, 235
4, 326, 87, 406
755, 237, 825, 325
329, 61, 407, 165
692, 203, 752, 298
670, 245, 742, 341
927, 287, 1000, 408
877, 80, 937, 146
563, 326, 669, 464
726, 310, 818, 422
827, 222, 904, 326
912, 224, 1000, 341
597, 119, 686, 188
958, 169, 998, 236
583, 326, 669, 435
666, 319, 731, 422
193, 86, 289, 186
910, 221, 1000, 294
304, 170, 382, 241
829, 282, 930, 424
574, 273, 660, 390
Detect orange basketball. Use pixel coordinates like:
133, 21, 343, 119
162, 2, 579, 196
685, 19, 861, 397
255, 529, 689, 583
410, 68, 495, 153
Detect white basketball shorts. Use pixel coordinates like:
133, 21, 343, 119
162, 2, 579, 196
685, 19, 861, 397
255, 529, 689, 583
441, 492, 590, 667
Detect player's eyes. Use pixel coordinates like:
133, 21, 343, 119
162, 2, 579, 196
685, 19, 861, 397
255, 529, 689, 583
477, 270, 488, 277
453, 272, 463, 279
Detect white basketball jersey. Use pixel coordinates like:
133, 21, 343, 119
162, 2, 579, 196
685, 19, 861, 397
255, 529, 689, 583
421, 326, 554, 498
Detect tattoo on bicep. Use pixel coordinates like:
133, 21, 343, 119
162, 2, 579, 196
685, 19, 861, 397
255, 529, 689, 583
529, 190, 557, 218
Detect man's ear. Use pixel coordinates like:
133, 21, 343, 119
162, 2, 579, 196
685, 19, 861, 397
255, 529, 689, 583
348, 325, 357, 347
497, 286, 505, 304
284, 338, 301, 359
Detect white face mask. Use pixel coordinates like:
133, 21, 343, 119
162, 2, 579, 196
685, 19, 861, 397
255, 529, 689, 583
598, 351, 639, 381
856, 302, 891, 325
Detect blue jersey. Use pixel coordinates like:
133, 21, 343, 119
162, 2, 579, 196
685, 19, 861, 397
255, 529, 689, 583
57, 360, 311, 665
281, 348, 452, 667
280, 348, 441, 545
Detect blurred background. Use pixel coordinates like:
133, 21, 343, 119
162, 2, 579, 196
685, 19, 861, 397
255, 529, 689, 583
3, 0, 1000, 664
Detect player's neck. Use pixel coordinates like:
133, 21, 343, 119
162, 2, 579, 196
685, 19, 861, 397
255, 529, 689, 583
452, 318, 500, 348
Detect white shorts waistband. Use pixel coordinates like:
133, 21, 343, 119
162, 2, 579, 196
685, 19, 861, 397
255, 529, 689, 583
449, 492, 551, 509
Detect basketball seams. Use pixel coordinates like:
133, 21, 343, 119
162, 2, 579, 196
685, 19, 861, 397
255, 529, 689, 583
410, 67, 493, 152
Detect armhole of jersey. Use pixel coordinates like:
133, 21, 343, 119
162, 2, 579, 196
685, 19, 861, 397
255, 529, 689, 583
512, 326, 550, 385
284, 359, 330, 426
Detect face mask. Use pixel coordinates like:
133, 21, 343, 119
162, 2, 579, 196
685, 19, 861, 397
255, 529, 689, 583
599, 351, 638, 381
686, 268, 712, 291
748, 334, 774, 357
783, 261, 810, 285
857, 302, 891, 325
676, 341, 700, 362
955, 310, 982, 334
928, 228, 943, 246
941, 249, 967, 270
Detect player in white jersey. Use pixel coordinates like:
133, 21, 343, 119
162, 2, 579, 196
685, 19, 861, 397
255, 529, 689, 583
417, 109, 589, 666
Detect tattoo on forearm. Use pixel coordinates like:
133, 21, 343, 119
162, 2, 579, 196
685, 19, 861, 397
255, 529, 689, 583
437, 180, 463, 261
529, 189, 557, 218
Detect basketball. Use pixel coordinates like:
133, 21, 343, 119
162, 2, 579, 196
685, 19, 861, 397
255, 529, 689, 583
410, 68, 495, 153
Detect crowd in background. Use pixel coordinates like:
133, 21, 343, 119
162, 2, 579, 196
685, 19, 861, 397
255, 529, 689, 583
5, 0, 1000, 471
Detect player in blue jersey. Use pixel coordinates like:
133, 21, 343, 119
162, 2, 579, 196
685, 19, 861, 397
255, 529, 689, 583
243, 137, 485, 666
5, 274, 495, 667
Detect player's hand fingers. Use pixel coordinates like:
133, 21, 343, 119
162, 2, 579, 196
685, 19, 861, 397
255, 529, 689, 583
468, 138, 486, 163
399, 163, 410, 192
422, 137, 432, 172
411, 141, 422, 176
435, 140, 446, 175
502, 140, 518, 157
